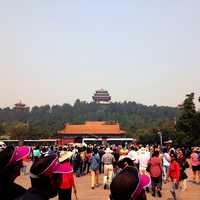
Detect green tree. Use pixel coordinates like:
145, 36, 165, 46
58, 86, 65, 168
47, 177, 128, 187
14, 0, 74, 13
9, 122, 29, 140
176, 93, 200, 145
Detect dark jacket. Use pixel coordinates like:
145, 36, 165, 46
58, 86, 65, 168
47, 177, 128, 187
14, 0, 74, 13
0, 181, 26, 200
16, 188, 48, 200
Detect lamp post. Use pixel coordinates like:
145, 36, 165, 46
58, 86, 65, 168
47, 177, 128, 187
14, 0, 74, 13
157, 130, 163, 150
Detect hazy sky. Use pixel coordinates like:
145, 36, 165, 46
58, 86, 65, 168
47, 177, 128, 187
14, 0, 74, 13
0, 0, 200, 108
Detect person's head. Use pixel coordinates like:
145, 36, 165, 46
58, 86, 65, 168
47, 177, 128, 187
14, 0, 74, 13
0, 146, 30, 182
93, 147, 98, 154
192, 147, 198, 153
105, 148, 113, 154
163, 148, 168, 153
110, 166, 150, 200
0, 141, 6, 152
122, 143, 125, 148
59, 151, 73, 163
30, 154, 73, 198
129, 146, 134, 151
117, 156, 134, 169
152, 150, 159, 157
170, 152, 177, 161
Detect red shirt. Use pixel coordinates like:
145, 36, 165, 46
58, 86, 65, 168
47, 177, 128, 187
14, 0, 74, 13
59, 163, 74, 189
149, 157, 163, 177
168, 161, 180, 182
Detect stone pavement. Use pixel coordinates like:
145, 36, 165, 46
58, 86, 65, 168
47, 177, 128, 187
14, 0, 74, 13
16, 168, 200, 200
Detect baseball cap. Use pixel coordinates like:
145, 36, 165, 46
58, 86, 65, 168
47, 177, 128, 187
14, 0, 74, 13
30, 154, 73, 178
110, 166, 150, 200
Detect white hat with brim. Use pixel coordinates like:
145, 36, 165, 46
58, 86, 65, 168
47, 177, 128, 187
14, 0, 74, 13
59, 151, 73, 162
105, 148, 113, 153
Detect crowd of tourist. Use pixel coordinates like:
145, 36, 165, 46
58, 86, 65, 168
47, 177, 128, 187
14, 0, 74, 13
0, 141, 200, 200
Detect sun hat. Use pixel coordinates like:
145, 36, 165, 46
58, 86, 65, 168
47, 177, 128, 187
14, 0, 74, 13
110, 166, 151, 200
0, 146, 30, 171
59, 151, 73, 162
30, 154, 73, 178
105, 148, 113, 153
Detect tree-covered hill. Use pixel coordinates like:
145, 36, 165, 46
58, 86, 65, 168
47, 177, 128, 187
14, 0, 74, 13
0, 100, 179, 143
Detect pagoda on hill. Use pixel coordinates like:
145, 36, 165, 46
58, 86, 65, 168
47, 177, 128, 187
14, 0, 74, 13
14, 101, 29, 112
92, 89, 111, 104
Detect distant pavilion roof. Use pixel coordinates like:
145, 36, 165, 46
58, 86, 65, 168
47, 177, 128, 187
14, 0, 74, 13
57, 121, 125, 135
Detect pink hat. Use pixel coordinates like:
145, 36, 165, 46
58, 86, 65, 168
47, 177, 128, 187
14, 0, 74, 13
30, 155, 73, 178
9, 146, 31, 165
42, 156, 73, 176
110, 166, 151, 200
131, 174, 151, 199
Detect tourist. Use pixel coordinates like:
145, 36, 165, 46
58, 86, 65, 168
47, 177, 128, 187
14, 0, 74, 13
80, 146, 87, 175
177, 149, 189, 191
148, 150, 163, 197
168, 152, 180, 200
58, 150, 77, 200
119, 143, 128, 160
33, 145, 41, 161
98, 146, 105, 174
190, 147, 200, 183
72, 147, 82, 177
162, 147, 170, 182
101, 147, 115, 189
17, 154, 72, 200
90, 148, 100, 189
128, 146, 138, 168
110, 166, 150, 200
138, 147, 150, 175
0, 145, 30, 200
86, 147, 92, 173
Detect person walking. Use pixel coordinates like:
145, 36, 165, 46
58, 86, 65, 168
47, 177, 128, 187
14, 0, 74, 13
90, 148, 100, 189
168, 152, 180, 200
190, 147, 200, 183
101, 147, 115, 189
148, 150, 163, 197
162, 148, 170, 182
177, 149, 189, 191
58, 151, 77, 200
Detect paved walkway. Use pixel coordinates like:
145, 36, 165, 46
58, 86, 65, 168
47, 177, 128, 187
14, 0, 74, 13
16, 168, 200, 200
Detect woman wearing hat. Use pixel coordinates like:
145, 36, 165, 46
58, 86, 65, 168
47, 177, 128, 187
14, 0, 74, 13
17, 154, 73, 200
110, 166, 150, 200
0, 145, 30, 200
58, 150, 78, 200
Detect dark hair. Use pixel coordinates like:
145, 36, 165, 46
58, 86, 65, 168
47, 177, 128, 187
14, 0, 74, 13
163, 148, 168, 153
110, 166, 139, 200
0, 146, 14, 173
117, 157, 134, 169
152, 150, 159, 157
131, 146, 134, 150
170, 153, 177, 160
93, 148, 98, 154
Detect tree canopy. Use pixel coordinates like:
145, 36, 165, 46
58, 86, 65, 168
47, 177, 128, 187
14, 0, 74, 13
0, 100, 179, 143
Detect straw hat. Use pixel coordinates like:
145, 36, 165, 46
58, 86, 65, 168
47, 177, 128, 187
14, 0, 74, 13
59, 151, 73, 162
